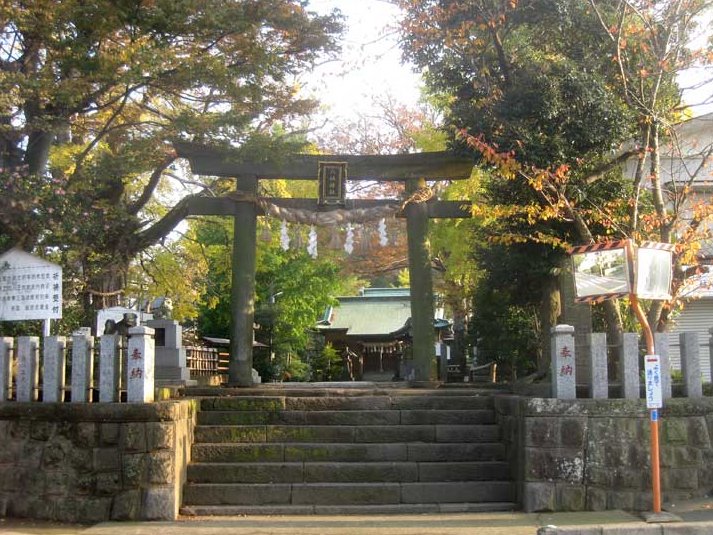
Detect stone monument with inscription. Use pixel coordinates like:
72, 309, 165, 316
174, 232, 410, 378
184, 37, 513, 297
146, 316, 195, 387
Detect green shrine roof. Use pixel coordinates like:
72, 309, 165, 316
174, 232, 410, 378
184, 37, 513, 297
317, 288, 451, 338
317, 292, 412, 337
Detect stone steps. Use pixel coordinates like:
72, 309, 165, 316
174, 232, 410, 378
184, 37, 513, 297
182, 386, 508, 398
197, 409, 497, 426
187, 461, 511, 483
182, 391, 515, 515
194, 424, 500, 443
182, 502, 517, 516
199, 395, 495, 411
191, 442, 506, 463
182, 481, 514, 506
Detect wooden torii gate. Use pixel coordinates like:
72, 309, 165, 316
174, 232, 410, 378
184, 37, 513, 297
175, 142, 474, 386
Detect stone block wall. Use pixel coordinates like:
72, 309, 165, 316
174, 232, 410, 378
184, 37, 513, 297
493, 396, 523, 504
0, 400, 197, 522
501, 396, 713, 513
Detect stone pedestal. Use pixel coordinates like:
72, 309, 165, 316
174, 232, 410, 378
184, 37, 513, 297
43, 336, 67, 403
620, 333, 640, 399
551, 325, 576, 399
99, 334, 122, 402
16, 337, 39, 402
127, 326, 155, 403
681, 332, 702, 398
71, 334, 94, 403
0, 337, 12, 401
145, 319, 195, 386
654, 332, 673, 401
589, 333, 608, 399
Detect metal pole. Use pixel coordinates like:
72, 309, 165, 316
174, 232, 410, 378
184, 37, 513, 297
628, 239, 661, 514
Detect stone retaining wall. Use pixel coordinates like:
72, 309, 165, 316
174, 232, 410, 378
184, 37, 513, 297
0, 400, 197, 522
496, 396, 713, 513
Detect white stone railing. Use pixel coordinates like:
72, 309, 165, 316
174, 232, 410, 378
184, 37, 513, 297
551, 325, 711, 400
0, 326, 155, 403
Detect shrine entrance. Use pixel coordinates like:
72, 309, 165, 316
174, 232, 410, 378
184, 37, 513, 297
174, 142, 473, 386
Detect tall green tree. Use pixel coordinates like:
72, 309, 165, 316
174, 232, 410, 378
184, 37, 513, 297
0, 0, 342, 327
397, 0, 713, 369
397, 0, 635, 368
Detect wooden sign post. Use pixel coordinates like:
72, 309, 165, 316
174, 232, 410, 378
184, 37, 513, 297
175, 142, 473, 386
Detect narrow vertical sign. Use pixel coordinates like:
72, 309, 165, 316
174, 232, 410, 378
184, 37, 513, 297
318, 161, 347, 206
645, 355, 663, 409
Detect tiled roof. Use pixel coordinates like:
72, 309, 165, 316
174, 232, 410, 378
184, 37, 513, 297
318, 295, 412, 336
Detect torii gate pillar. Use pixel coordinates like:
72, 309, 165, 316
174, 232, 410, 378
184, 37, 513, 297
229, 176, 258, 386
405, 178, 437, 382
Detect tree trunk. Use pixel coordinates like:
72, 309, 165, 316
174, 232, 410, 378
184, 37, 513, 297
83, 256, 130, 331
650, 122, 667, 238
539, 275, 561, 375
22, 43, 55, 178
629, 123, 651, 232
646, 121, 667, 332
23, 130, 54, 176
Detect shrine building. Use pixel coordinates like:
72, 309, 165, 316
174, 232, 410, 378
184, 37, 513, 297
316, 287, 452, 381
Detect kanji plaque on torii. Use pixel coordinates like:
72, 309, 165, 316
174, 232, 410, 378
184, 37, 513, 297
174, 141, 474, 386
318, 161, 347, 206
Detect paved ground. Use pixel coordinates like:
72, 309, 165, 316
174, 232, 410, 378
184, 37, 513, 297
0, 511, 628, 535
663, 495, 713, 522
0, 508, 693, 535
1, 497, 712, 535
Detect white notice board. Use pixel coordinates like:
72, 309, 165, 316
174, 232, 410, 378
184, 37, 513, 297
0, 248, 63, 321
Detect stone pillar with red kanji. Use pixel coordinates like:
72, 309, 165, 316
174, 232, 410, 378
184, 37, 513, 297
127, 326, 155, 403
551, 325, 576, 399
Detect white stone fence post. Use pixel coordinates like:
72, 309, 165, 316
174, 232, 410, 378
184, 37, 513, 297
0, 330, 155, 404
549, 325, 708, 401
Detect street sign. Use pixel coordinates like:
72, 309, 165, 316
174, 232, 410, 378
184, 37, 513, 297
645, 355, 663, 409
570, 240, 674, 304
0, 248, 62, 321
568, 238, 673, 515
570, 241, 631, 303
636, 242, 674, 300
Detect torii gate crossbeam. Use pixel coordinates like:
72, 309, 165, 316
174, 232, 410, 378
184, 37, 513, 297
175, 141, 473, 386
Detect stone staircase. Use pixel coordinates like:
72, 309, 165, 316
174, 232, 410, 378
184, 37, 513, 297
181, 388, 515, 515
